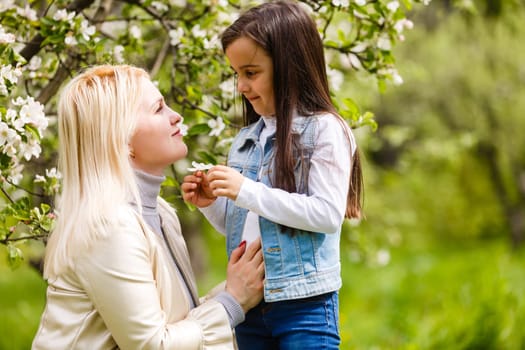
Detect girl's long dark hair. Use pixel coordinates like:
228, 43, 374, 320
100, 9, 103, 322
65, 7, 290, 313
221, 0, 363, 219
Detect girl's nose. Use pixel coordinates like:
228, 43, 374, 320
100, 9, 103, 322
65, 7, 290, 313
237, 77, 248, 93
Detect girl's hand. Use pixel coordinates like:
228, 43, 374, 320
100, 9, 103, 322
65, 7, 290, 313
207, 165, 244, 201
181, 171, 216, 207
226, 238, 265, 313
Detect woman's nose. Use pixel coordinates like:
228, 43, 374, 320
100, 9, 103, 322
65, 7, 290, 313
169, 109, 181, 125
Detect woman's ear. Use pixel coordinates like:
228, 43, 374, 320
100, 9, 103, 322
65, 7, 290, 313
129, 145, 135, 159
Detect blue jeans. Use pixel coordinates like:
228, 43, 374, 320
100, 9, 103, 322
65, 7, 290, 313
235, 292, 340, 350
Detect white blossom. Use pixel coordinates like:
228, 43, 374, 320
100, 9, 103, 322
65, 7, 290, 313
34, 174, 46, 183
170, 0, 187, 7
327, 67, 344, 92
187, 161, 214, 172
19, 138, 41, 161
208, 116, 225, 137
394, 18, 414, 33
0, 25, 15, 44
80, 19, 96, 41
354, 0, 366, 6
151, 1, 169, 12
114, 45, 125, 63
130, 25, 142, 39
332, 0, 349, 7
64, 33, 78, 46
28, 56, 42, 71
376, 249, 391, 266
191, 24, 206, 39
386, 1, 400, 12
0, 122, 16, 147
377, 35, 392, 50
348, 53, 363, 69
17, 5, 38, 21
176, 117, 188, 136
219, 77, 235, 100
53, 9, 75, 22
169, 27, 184, 46
46, 167, 62, 179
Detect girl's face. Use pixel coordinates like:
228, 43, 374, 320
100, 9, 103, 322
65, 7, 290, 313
225, 36, 275, 117
129, 77, 187, 175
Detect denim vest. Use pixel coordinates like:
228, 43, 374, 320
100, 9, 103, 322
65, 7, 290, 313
225, 116, 342, 302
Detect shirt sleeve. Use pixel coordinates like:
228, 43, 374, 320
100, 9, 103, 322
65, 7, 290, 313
75, 220, 232, 349
235, 114, 354, 234
199, 197, 228, 235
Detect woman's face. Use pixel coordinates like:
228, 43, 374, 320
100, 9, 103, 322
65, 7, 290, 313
225, 36, 275, 117
129, 78, 187, 175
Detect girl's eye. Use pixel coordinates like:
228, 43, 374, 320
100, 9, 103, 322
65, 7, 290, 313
156, 103, 163, 113
246, 71, 256, 78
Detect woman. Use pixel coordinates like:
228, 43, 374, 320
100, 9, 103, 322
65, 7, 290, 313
32, 64, 264, 349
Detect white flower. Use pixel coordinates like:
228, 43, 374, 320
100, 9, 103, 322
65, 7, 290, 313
386, 1, 400, 12
34, 174, 46, 183
8, 162, 24, 184
28, 56, 42, 71
332, 0, 349, 7
376, 249, 391, 266
348, 53, 363, 69
203, 34, 220, 50
130, 25, 141, 39
377, 35, 391, 50
151, 1, 169, 12
392, 70, 403, 85
19, 138, 41, 161
17, 5, 37, 21
217, 137, 234, 148
0, 122, 16, 147
394, 19, 414, 33
219, 78, 235, 100
187, 161, 214, 172
327, 67, 344, 92
354, 0, 366, 6
170, 0, 187, 7
114, 45, 125, 63
191, 24, 206, 38
45, 167, 62, 179
169, 27, 184, 46
80, 20, 96, 41
53, 9, 75, 22
16, 97, 48, 135
64, 33, 78, 46
1, 64, 22, 84
176, 117, 188, 136
208, 116, 225, 137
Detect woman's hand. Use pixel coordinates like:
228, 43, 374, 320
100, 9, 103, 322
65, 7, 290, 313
226, 238, 265, 313
181, 170, 216, 207
207, 165, 245, 201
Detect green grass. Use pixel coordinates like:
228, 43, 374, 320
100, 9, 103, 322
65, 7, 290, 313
339, 238, 525, 349
1, 238, 524, 349
0, 260, 46, 350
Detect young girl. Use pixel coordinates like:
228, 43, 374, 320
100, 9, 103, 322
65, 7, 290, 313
182, 1, 363, 349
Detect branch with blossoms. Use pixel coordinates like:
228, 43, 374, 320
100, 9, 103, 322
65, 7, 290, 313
0, 0, 430, 267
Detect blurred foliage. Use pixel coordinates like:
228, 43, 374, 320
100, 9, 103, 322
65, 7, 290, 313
342, 0, 525, 258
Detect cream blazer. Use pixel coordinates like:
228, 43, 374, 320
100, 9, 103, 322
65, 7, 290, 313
32, 198, 234, 349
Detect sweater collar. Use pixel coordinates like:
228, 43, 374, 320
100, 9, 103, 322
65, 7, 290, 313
134, 169, 164, 209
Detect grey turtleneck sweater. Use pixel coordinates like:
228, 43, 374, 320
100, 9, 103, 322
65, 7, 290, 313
132, 169, 244, 327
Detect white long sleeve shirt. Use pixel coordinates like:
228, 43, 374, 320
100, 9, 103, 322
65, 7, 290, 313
201, 113, 356, 243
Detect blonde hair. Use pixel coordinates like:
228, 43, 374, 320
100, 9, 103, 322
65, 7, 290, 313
44, 65, 149, 279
